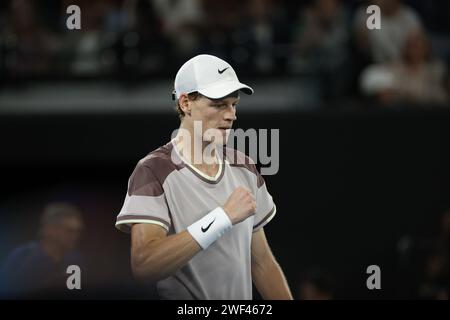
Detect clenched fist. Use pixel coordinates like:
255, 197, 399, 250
222, 187, 256, 225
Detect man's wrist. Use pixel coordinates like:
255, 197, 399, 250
187, 207, 232, 249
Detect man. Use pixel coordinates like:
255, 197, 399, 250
115, 54, 292, 300
1, 202, 84, 298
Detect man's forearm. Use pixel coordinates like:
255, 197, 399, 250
132, 229, 201, 282
252, 259, 293, 300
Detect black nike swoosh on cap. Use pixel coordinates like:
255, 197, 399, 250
201, 218, 216, 232
218, 67, 229, 74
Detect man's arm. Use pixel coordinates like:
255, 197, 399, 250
251, 228, 293, 300
130, 187, 257, 283
131, 224, 201, 282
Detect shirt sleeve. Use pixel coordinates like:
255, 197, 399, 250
115, 161, 171, 233
252, 166, 277, 232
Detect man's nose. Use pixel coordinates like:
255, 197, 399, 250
224, 105, 237, 121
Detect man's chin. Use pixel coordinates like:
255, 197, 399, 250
203, 139, 228, 146
203, 132, 229, 145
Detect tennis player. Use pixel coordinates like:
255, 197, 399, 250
115, 54, 292, 300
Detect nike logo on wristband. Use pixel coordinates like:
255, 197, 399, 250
201, 218, 215, 232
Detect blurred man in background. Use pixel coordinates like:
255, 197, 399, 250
0, 202, 84, 298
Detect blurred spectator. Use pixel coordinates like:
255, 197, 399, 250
65, 0, 115, 75
152, 0, 204, 57
360, 29, 448, 107
1, 0, 59, 76
353, 0, 423, 64
199, 0, 244, 63
288, 0, 352, 100
230, 0, 290, 74
110, 0, 170, 75
0, 202, 84, 298
296, 268, 335, 300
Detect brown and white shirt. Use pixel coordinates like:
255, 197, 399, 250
115, 140, 276, 299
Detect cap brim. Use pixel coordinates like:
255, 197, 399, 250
198, 81, 254, 99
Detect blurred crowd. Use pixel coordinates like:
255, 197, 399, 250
0, 0, 448, 107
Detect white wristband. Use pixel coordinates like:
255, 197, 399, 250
187, 207, 232, 249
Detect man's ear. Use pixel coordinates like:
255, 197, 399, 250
178, 94, 191, 116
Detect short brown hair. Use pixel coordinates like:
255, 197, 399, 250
175, 92, 203, 120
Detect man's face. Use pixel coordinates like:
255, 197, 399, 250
187, 92, 239, 145
48, 216, 84, 251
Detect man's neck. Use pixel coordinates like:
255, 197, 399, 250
175, 124, 218, 166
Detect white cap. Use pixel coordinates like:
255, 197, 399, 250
173, 54, 254, 100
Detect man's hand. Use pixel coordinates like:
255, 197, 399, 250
222, 187, 256, 225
